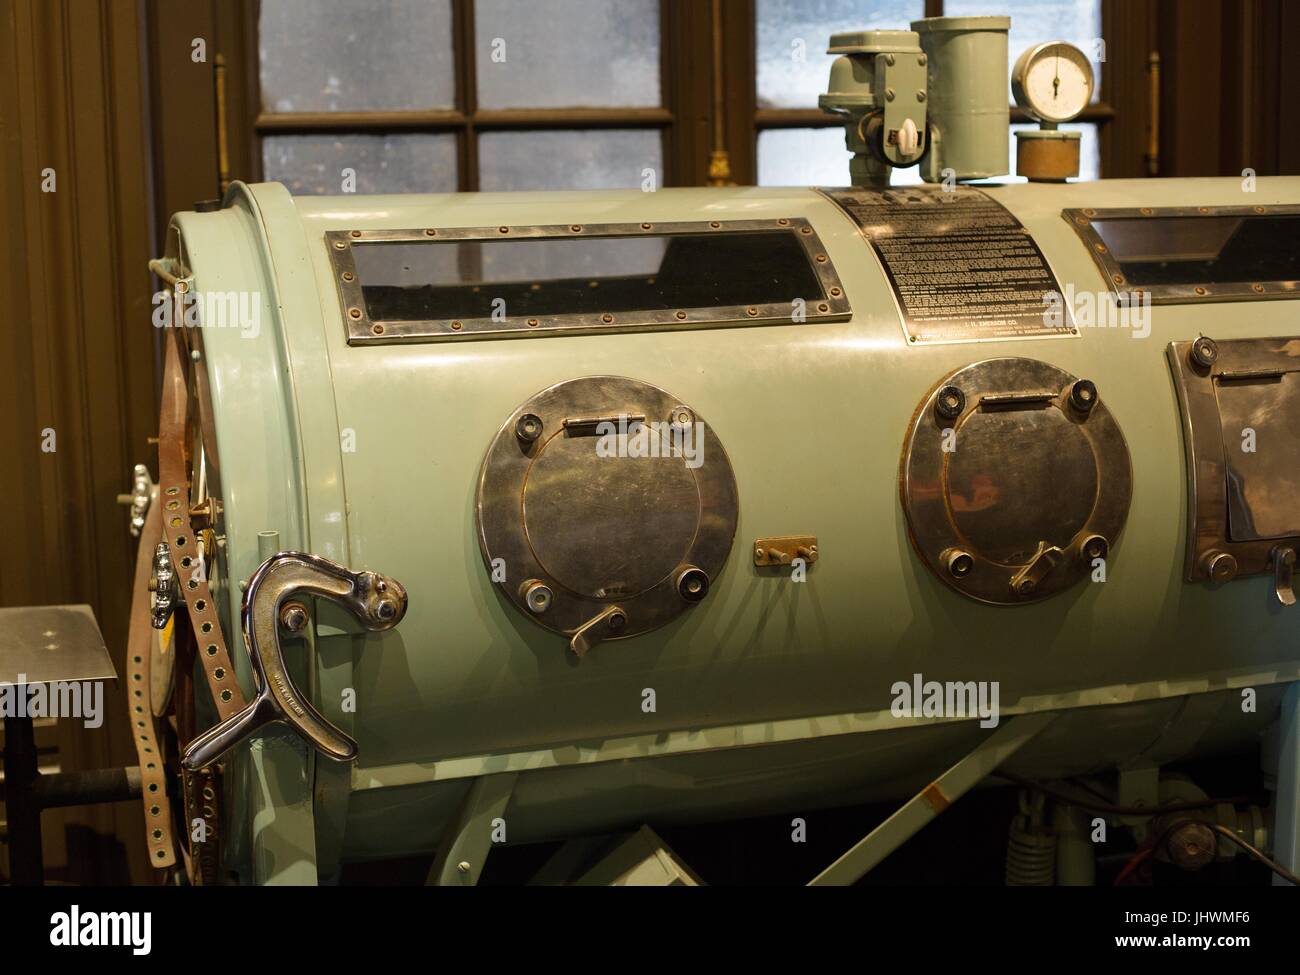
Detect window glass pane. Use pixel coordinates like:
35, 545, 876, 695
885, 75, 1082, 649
262, 134, 458, 195
758, 128, 923, 187
478, 130, 661, 191
1009, 122, 1099, 181
259, 0, 455, 112
758, 128, 850, 186
1090, 215, 1300, 287
351, 232, 825, 322
945, 0, 1102, 102
757, 0, 925, 109
760, 125, 1095, 188
475, 0, 660, 109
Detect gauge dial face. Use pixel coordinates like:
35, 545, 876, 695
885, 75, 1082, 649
1012, 42, 1095, 123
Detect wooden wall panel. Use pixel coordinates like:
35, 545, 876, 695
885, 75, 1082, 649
1100, 0, 1158, 178
663, 0, 715, 186
145, 0, 221, 245
0, 0, 157, 883
1155, 0, 1297, 177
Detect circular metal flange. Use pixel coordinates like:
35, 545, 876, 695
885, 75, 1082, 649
477, 376, 738, 644
900, 357, 1132, 605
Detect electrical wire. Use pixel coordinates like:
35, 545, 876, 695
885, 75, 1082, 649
1069, 777, 1119, 805
1113, 821, 1183, 887
995, 770, 1257, 816
1001, 773, 1298, 885
1113, 845, 1153, 886
1208, 823, 1300, 886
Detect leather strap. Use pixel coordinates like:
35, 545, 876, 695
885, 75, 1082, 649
182, 765, 223, 885
126, 501, 176, 869
157, 322, 248, 722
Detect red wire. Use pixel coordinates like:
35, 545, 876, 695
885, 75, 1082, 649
1113, 845, 1154, 886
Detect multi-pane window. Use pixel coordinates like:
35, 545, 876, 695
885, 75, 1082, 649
756, 0, 926, 110
253, 0, 1111, 194
257, 0, 665, 194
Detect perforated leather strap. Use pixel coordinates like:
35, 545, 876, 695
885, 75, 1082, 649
157, 323, 248, 721
182, 766, 222, 885
127, 502, 177, 869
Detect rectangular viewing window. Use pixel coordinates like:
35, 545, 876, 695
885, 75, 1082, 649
1064, 206, 1300, 304
1093, 215, 1300, 285
1216, 371, 1300, 542
329, 220, 851, 343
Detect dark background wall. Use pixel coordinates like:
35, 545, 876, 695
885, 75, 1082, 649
1153, 0, 1300, 178
0, 0, 157, 881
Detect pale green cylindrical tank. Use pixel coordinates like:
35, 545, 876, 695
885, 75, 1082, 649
164, 176, 1300, 883
914, 15, 1012, 181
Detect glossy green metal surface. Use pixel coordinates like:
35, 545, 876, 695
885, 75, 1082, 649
914, 16, 1012, 180
169, 177, 1300, 880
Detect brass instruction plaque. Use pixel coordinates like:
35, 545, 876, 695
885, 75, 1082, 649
819, 186, 1074, 345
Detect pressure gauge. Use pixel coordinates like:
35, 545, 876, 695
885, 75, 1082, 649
1011, 41, 1094, 123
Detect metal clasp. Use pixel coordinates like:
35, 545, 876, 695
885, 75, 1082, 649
1272, 546, 1297, 607
569, 605, 628, 658
117, 463, 154, 537
149, 543, 178, 630
181, 552, 408, 770
1010, 542, 1064, 598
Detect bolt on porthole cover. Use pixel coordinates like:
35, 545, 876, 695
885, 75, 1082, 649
900, 357, 1132, 605
476, 376, 738, 647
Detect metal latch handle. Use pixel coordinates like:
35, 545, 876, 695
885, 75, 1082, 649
1272, 546, 1297, 608
182, 552, 407, 770
1010, 541, 1064, 598
569, 605, 628, 658
562, 413, 646, 433
979, 391, 1058, 409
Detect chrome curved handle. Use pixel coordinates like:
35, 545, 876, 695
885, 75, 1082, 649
182, 552, 407, 770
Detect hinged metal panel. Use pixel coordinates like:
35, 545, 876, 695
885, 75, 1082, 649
1168, 335, 1300, 585
475, 376, 739, 657
900, 357, 1132, 605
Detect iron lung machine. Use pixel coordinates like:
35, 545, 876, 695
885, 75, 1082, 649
132, 173, 1300, 885
121, 15, 1300, 886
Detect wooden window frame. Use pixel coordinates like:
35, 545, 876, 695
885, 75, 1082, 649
732, 0, 1122, 185
244, 0, 690, 192
152, 0, 1259, 223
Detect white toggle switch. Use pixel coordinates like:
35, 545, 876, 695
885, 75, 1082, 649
897, 118, 920, 158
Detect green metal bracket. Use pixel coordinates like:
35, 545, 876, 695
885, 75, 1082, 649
426, 771, 518, 886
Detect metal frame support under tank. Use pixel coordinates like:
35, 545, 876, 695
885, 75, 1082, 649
1275, 684, 1300, 885
427, 771, 519, 886
807, 712, 1060, 886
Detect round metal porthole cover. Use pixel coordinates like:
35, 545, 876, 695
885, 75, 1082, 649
477, 376, 738, 641
900, 357, 1132, 605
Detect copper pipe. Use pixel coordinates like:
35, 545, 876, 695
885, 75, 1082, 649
707, 0, 733, 186
215, 54, 231, 192
1145, 51, 1160, 176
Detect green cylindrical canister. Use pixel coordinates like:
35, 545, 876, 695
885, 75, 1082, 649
912, 15, 1012, 181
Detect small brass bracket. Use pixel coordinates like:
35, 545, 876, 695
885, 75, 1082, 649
754, 536, 819, 568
